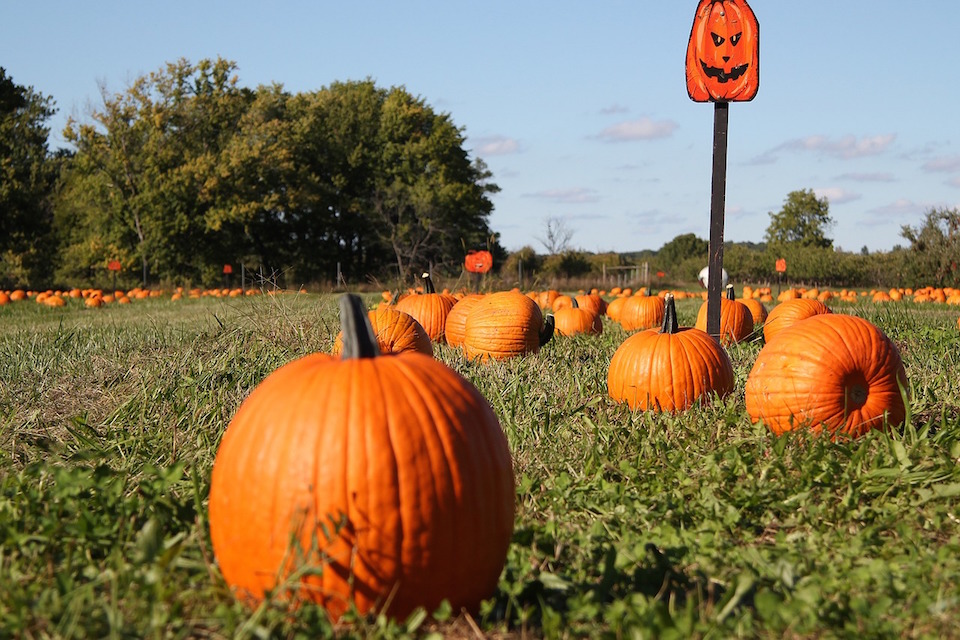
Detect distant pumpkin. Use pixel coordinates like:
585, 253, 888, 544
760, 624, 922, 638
763, 298, 831, 344
332, 306, 432, 357
395, 273, 456, 344
694, 285, 754, 344
554, 299, 603, 337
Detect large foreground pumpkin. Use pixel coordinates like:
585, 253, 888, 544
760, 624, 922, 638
608, 293, 735, 411
209, 294, 515, 620
745, 313, 907, 438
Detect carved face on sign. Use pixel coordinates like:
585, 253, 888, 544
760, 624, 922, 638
686, 0, 759, 102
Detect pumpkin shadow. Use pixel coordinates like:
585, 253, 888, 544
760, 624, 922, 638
492, 534, 736, 633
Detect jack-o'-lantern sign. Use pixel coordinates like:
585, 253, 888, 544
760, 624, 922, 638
465, 250, 493, 274
686, 0, 760, 102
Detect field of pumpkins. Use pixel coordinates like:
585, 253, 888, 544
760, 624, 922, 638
2, 278, 960, 637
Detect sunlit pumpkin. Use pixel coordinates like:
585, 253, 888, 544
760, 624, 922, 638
394, 273, 457, 344
745, 313, 907, 438
332, 306, 432, 357
553, 299, 603, 337
694, 285, 754, 344
463, 291, 554, 361
686, 0, 760, 102
608, 293, 735, 411
444, 294, 485, 349
618, 294, 665, 332
763, 298, 831, 344
209, 294, 514, 620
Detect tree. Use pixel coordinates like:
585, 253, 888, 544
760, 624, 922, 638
62, 58, 252, 286
536, 216, 574, 255
656, 233, 708, 268
371, 86, 499, 281
59, 68, 501, 287
0, 68, 58, 287
764, 189, 834, 249
899, 207, 960, 286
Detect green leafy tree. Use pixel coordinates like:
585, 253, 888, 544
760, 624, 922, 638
62, 58, 252, 286
656, 233, 708, 269
0, 68, 58, 287
900, 207, 960, 286
60, 68, 500, 287
765, 189, 834, 249
371, 86, 499, 281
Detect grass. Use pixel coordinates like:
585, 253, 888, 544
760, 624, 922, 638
1, 292, 959, 638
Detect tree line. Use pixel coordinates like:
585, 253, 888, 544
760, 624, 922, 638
2, 59, 503, 290
507, 190, 960, 291
2, 62, 958, 291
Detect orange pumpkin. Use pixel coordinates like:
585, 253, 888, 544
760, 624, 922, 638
332, 306, 432, 357
444, 294, 485, 349
574, 293, 606, 317
608, 293, 735, 411
763, 298, 831, 344
686, 0, 760, 102
694, 285, 754, 344
554, 299, 603, 337
745, 313, 907, 438
463, 291, 554, 361
394, 273, 457, 344
740, 297, 768, 326
618, 295, 665, 332
209, 294, 514, 620
605, 296, 628, 323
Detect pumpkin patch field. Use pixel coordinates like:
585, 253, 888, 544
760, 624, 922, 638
2, 290, 960, 638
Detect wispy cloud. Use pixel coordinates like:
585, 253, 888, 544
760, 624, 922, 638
949, 176, 960, 188
595, 117, 677, 142
622, 208, 686, 226
922, 155, 960, 172
599, 104, 630, 115
834, 171, 896, 183
472, 135, 520, 156
750, 133, 896, 164
867, 198, 928, 218
522, 187, 600, 204
814, 187, 861, 205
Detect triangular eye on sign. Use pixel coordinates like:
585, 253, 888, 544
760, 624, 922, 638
686, 0, 760, 102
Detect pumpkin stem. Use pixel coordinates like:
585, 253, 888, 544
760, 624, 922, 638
339, 294, 379, 359
421, 272, 436, 294
571, 298, 579, 309
725, 284, 735, 301
660, 293, 679, 334
539, 314, 555, 347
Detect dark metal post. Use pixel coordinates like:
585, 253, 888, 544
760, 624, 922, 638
706, 101, 729, 340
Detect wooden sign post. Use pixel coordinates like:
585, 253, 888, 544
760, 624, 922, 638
775, 257, 786, 296
107, 259, 122, 292
686, 0, 759, 339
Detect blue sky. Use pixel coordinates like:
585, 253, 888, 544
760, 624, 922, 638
3, 1, 959, 254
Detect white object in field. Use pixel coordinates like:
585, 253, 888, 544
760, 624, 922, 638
698, 266, 729, 289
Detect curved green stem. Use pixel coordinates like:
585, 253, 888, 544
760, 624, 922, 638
661, 293, 679, 334
339, 294, 379, 359
421, 272, 436, 294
